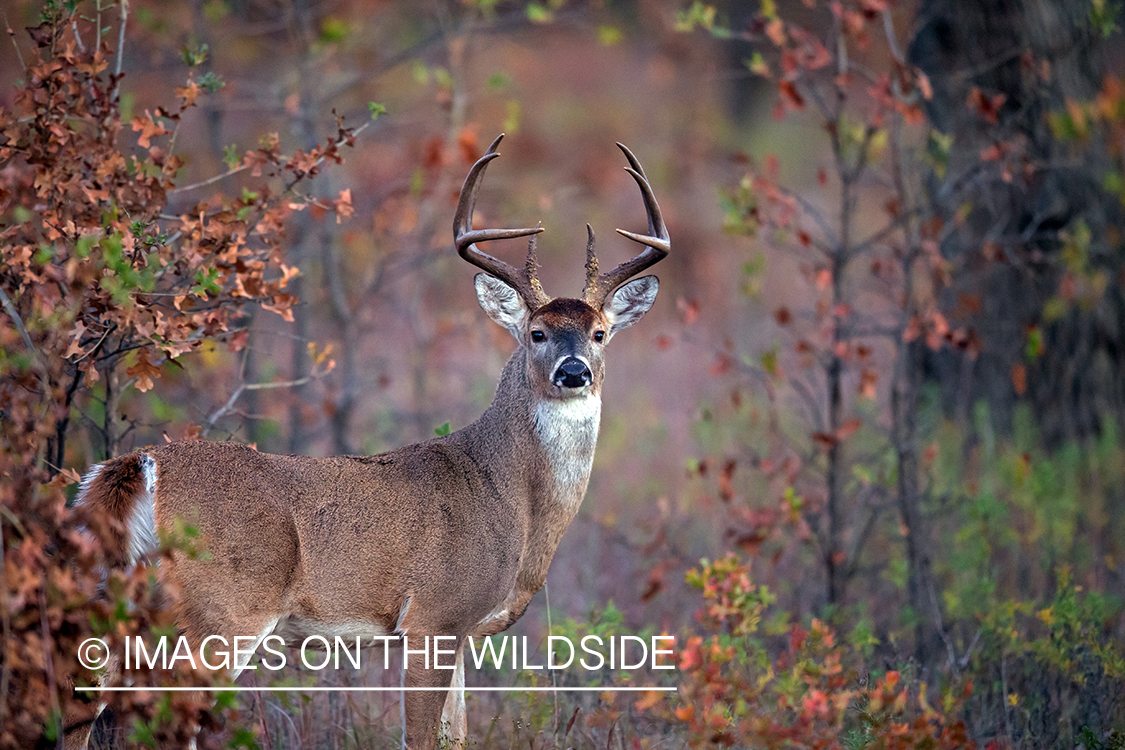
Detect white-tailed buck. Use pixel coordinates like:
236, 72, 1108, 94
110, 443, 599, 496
73, 134, 669, 749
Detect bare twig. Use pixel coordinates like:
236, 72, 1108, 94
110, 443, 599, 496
0, 513, 10, 727
71, 16, 86, 53
113, 0, 127, 80
959, 627, 983, 669
882, 8, 903, 64
169, 163, 251, 195
203, 364, 334, 435
2, 11, 26, 72
0, 286, 37, 360
773, 184, 840, 248
39, 585, 64, 750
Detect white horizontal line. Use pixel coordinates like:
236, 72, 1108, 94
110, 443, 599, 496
77, 686, 677, 693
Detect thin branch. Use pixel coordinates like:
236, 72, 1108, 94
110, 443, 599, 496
2, 11, 26, 73
113, 0, 127, 80
852, 205, 928, 255
882, 8, 903, 64
958, 627, 983, 669
203, 363, 332, 435
929, 571, 959, 674
774, 184, 840, 248
0, 512, 10, 727
0, 286, 37, 359
169, 163, 251, 195
39, 585, 64, 750
71, 16, 86, 53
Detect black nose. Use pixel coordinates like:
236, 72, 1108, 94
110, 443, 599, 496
553, 357, 592, 388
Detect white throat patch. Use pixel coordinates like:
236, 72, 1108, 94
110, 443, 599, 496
533, 395, 601, 507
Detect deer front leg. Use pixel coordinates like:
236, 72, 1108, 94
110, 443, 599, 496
403, 637, 459, 750
439, 642, 467, 747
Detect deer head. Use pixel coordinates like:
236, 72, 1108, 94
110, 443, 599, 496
454, 134, 670, 400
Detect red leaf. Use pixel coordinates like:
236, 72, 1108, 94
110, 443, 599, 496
837, 417, 861, 440
677, 298, 700, 326
710, 352, 733, 377
812, 432, 837, 450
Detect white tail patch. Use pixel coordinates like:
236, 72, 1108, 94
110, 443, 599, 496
534, 395, 601, 506
127, 454, 160, 565
74, 455, 159, 566
75, 463, 104, 507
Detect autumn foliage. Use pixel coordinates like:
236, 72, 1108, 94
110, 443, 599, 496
669, 555, 973, 749
0, 5, 351, 745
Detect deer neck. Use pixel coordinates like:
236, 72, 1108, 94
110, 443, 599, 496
476, 348, 601, 510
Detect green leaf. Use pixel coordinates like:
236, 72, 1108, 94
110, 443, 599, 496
1025, 327, 1044, 359
674, 1, 716, 32
223, 143, 240, 169
367, 102, 386, 121
597, 25, 623, 46
503, 100, 521, 134
180, 42, 209, 67
320, 16, 348, 44
76, 235, 98, 258
202, 0, 229, 23
434, 422, 452, 436
198, 71, 225, 94
760, 348, 778, 377
486, 72, 511, 91
192, 267, 222, 297
526, 3, 553, 23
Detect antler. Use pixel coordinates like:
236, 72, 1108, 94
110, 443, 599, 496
582, 143, 670, 307
454, 134, 549, 310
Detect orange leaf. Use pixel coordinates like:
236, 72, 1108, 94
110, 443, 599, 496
174, 80, 202, 108
1011, 363, 1027, 395
131, 112, 169, 149
126, 350, 162, 392
677, 298, 700, 326
815, 268, 831, 291
335, 188, 354, 223
634, 690, 664, 712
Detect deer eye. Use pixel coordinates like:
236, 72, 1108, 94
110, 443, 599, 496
593, 330, 605, 343
531, 330, 546, 343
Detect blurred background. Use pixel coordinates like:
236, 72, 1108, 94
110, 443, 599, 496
3, 0, 1125, 747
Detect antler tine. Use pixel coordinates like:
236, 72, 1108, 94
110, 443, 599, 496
454, 133, 548, 309
583, 223, 598, 293
583, 143, 670, 306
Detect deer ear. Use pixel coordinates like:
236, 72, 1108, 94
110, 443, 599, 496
475, 273, 529, 339
603, 276, 658, 338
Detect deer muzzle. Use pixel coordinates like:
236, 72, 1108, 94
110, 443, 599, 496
553, 357, 592, 389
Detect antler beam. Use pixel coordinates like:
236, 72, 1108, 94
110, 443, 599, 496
454, 134, 549, 310
582, 143, 670, 307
